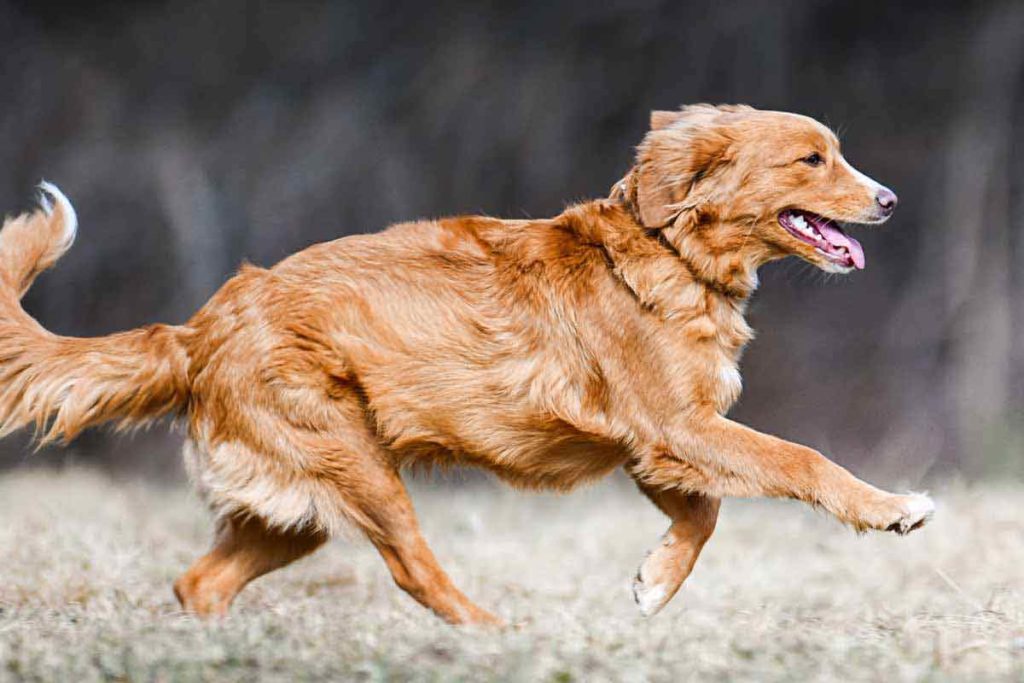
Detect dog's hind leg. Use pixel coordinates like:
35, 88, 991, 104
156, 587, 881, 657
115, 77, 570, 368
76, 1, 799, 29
174, 514, 328, 616
629, 471, 719, 616
335, 463, 504, 626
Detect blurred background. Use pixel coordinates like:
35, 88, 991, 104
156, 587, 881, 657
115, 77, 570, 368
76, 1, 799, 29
0, 0, 1021, 484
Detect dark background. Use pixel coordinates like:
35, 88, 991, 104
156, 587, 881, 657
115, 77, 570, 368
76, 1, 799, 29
1, 0, 1021, 484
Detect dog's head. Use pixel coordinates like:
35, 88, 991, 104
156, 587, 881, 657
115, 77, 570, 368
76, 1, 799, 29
618, 104, 896, 274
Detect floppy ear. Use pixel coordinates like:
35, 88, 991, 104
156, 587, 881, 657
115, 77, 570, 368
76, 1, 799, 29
631, 105, 737, 227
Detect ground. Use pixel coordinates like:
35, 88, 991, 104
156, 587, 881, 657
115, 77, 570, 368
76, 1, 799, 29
0, 469, 1021, 682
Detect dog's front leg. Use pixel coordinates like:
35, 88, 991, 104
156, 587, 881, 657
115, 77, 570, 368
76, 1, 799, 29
628, 472, 719, 616
634, 412, 933, 534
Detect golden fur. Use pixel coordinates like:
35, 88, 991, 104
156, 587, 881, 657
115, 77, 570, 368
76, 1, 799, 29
0, 105, 932, 625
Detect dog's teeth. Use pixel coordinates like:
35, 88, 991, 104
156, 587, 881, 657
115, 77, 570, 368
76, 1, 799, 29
789, 215, 821, 241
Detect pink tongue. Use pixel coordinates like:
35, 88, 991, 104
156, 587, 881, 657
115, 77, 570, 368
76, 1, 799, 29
817, 221, 865, 270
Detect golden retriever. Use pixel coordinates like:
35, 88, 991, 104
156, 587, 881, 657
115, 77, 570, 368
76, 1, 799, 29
0, 104, 932, 625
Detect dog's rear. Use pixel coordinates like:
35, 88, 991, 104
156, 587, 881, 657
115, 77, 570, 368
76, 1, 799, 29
0, 184, 189, 444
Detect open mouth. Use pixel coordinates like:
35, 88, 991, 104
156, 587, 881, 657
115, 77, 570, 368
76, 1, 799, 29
778, 210, 865, 270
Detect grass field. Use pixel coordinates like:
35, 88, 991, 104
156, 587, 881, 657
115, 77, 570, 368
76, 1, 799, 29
0, 468, 1022, 682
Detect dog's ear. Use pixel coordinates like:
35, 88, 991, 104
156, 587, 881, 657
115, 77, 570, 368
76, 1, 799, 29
631, 105, 739, 227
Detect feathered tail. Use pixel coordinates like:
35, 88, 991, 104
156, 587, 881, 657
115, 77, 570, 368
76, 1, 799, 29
0, 183, 190, 444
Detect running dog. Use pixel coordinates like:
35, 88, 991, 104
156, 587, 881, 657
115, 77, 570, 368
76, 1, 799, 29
0, 104, 932, 625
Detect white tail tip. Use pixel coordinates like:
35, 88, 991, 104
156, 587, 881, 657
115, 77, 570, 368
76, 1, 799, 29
37, 181, 78, 249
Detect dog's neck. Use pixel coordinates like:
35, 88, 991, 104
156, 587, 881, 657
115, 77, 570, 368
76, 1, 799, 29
608, 178, 761, 300
566, 199, 760, 309
656, 222, 760, 300
562, 199, 756, 362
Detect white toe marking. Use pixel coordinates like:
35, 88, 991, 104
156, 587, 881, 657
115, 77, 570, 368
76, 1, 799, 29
37, 180, 78, 248
899, 492, 935, 533
905, 493, 935, 520
633, 579, 667, 617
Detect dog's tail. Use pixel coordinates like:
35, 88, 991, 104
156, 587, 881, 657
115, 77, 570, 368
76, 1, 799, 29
0, 183, 190, 445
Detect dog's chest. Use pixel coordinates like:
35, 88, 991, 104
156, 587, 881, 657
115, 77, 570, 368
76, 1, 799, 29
705, 353, 743, 413
643, 291, 752, 416
604, 246, 754, 416
657, 323, 746, 415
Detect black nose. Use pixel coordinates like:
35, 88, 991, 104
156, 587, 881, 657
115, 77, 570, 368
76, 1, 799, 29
876, 187, 898, 214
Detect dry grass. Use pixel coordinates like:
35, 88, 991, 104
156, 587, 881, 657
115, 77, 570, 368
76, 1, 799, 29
0, 468, 1022, 682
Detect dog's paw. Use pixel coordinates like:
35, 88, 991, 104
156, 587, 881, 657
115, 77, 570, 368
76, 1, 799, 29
630, 573, 671, 618
883, 492, 935, 535
632, 570, 671, 617
632, 545, 686, 617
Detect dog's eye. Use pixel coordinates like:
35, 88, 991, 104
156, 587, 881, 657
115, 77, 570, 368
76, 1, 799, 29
802, 152, 824, 166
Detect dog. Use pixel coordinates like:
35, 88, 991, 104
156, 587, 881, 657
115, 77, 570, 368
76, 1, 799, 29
0, 104, 932, 625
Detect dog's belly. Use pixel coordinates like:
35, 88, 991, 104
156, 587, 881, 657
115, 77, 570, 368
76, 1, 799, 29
396, 430, 630, 491
382, 402, 631, 491
486, 431, 631, 490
